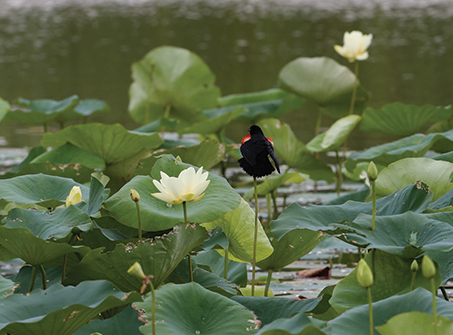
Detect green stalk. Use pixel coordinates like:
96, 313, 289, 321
264, 269, 273, 297
431, 277, 439, 335
135, 200, 142, 240
62, 233, 77, 284
266, 193, 272, 231
371, 180, 376, 231
367, 286, 374, 335
43, 123, 48, 133
348, 61, 359, 115
183, 201, 193, 282
148, 280, 156, 335
39, 264, 47, 290
251, 176, 258, 297
224, 247, 229, 280
29, 266, 37, 293
271, 190, 279, 219
335, 150, 342, 197
411, 270, 416, 291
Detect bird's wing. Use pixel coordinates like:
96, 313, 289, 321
240, 138, 266, 166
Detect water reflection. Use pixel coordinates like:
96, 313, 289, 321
0, 0, 452, 148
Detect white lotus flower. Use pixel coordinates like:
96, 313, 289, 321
152, 167, 210, 205
334, 31, 373, 62
66, 186, 82, 207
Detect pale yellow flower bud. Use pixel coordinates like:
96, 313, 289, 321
357, 259, 374, 288
127, 262, 146, 280
130, 189, 140, 202
66, 186, 82, 207
422, 255, 436, 279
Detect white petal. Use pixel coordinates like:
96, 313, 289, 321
362, 34, 373, 51
356, 51, 369, 61
192, 180, 210, 197
164, 176, 183, 201
153, 179, 169, 195
152, 192, 178, 204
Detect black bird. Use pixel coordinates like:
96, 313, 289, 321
239, 125, 280, 178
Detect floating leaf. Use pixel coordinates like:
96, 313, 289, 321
278, 57, 355, 106
128, 46, 220, 125
0, 280, 141, 335
345, 130, 453, 172
0, 174, 89, 209
307, 115, 361, 152
329, 249, 441, 313
105, 155, 241, 231
258, 118, 334, 182
134, 282, 258, 335
360, 103, 451, 137
65, 223, 208, 292
202, 199, 273, 263
375, 157, 453, 201
41, 123, 163, 164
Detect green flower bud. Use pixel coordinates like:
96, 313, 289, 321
357, 259, 374, 288
422, 255, 436, 279
127, 262, 145, 280
130, 189, 140, 202
367, 161, 378, 181
411, 259, 419, 272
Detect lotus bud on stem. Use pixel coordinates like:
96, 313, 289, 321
357, 259, 374, 335
410, 259, 418, 291
128, 262, 156, 335
422, 255, 439, 335
368, 161, 378, 231
130, 189, 142, 240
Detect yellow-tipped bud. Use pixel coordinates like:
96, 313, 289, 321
411, 259, 419, 272
66, 186, 82, 207
367, 161, 378, 182
127, 262, 145, 280
422, 255, 436, 279
130, 189, 140, 202
357, 259, 374, 288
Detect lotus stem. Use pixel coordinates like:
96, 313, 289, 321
371, 180, 376, 231
39, 264, 47, 290
271, 190, 279, 219
224, 247, 229, 280
266, 194, 272, 231
367, 287, 374, 335
349, 61, 359, 115
335, 150, 342, 197
252, 176, 258, 297
29, 266, 37, 293
264, 269, 273, 297
441, 287, 449, 301
148, 280, 156, 335
183, 201, 193, 282
315, 109, 323, 137
43, 123, 48, 133
62, 233, 77, 284
136, 200, 142, 240
431, 277, 439, 335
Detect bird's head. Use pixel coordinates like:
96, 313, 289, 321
248, 125, 264, 135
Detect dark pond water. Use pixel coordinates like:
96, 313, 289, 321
1, 0, 453, 149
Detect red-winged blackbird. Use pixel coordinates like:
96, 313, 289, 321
239, 125, 280, 178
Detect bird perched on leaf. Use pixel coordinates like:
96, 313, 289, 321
239, 125, 280, 178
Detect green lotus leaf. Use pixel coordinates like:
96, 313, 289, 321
179, 106, 246, 135
256, 312, 327, 335
319, 83, 369, 119
0, 97, 10, 123
220, 88, 306, 123
194, 249, 247, 287
324, 288, 453, 335
128, 46, 220, 125
232, 296, 322, 327
426, 248, 453, 285
360, 103, 451, 137
12, 266, 66, 294
202, 199, 273, 263
0, 274, 15, 300
330, 249, 441, 314
244, 172, 306, 200
344, 129, 453, 172
257, 229, 324, 271
73, 305, 144, 335
271, 183, 432, 240
40, 123, 163, 164
3, 146, 47, 175
64, 223, 208, 291
0, 280, 142, 335
0, 174, 89, 208
345, 211, 453, 258
105, 155, 241, 231
5, 95, 80, 124
258, 118, 334, 182
72, 99, 110, 117
0, 226, 90, 266
278, 57, 356, 106
307, 115, 361, 153
2, 206, 92, 240
137, 140, 225, 176
375, 157, 453, 201
377, 312, 453, 335
31, 142, 105, 170
134, 282, 258, 335
191, 266, 239, 297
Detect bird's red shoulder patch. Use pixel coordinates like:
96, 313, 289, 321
241, 135, 251, 144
